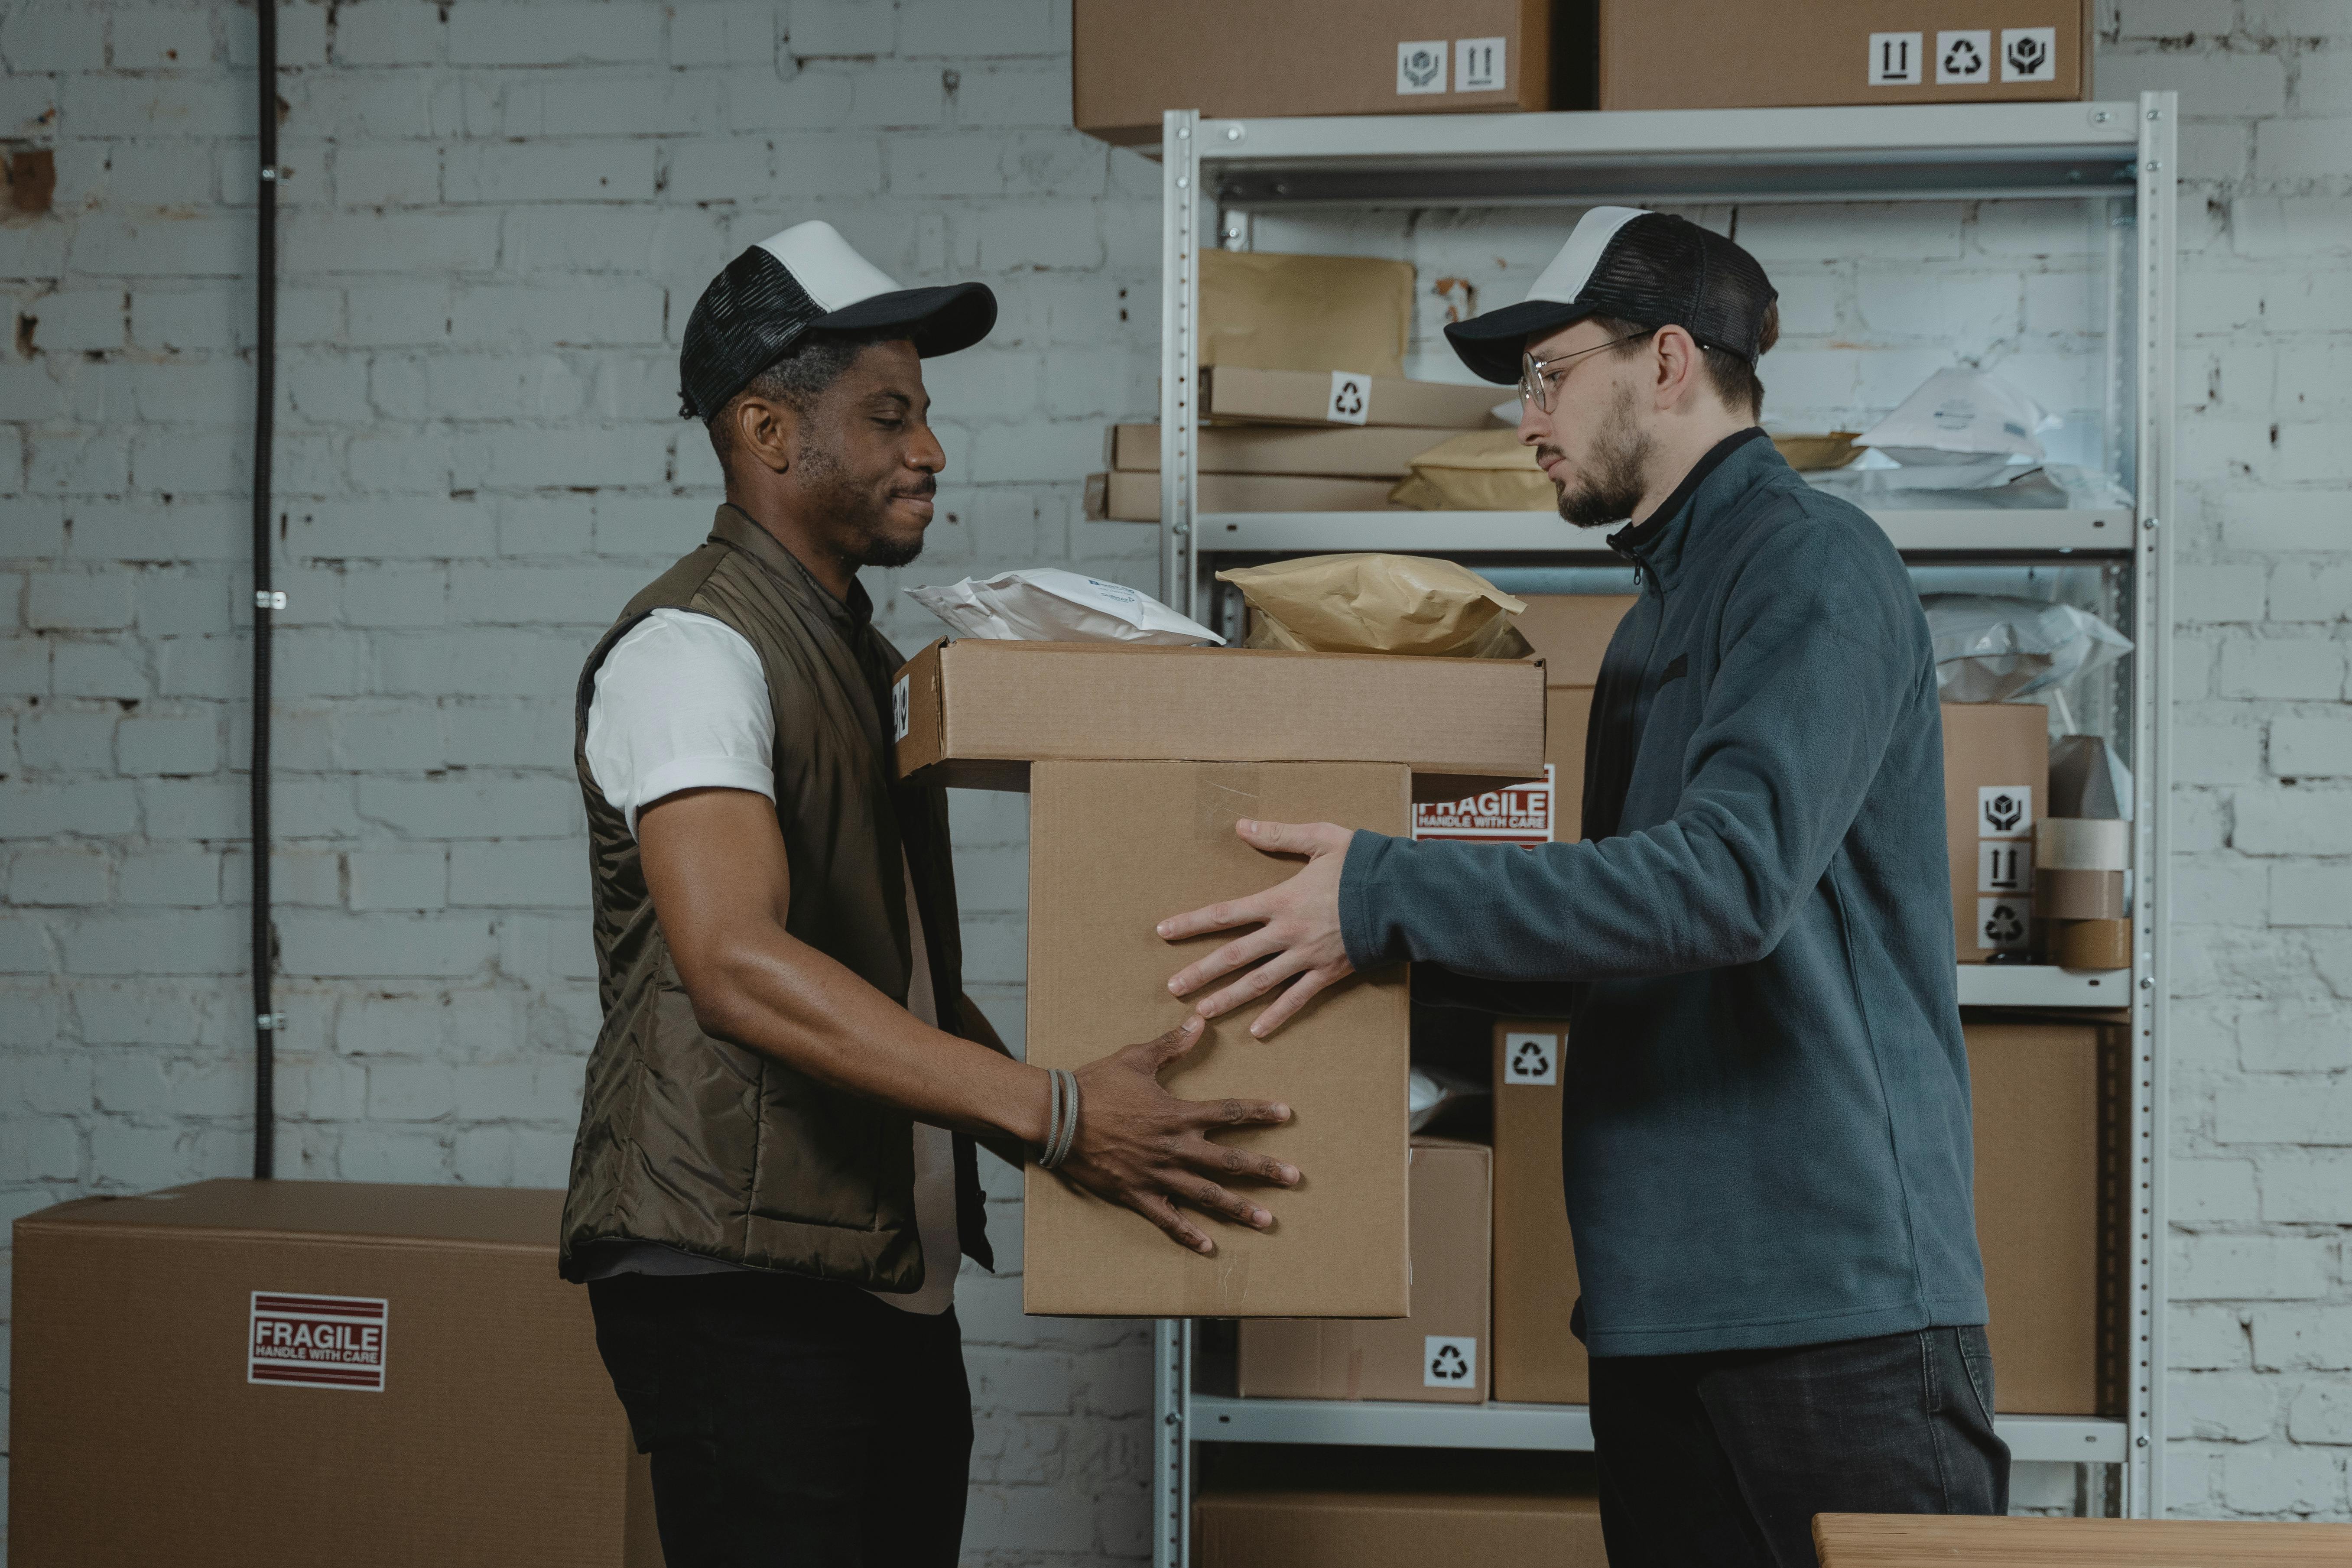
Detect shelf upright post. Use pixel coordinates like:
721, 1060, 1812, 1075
2125, 88, 2177, 1520
1160, 109, 1203, 617
1153, 1317, 1192, 1568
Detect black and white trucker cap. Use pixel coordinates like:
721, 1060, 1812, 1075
1443, 207, 1778, 386
678, 220, 996, 420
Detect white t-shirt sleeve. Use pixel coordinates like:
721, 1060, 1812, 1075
584, 608, 775, 837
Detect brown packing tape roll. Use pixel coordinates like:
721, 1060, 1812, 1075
2035, 868, 2126, 921
2043, 918, 2133, 970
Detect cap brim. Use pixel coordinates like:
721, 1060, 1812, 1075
1442, 299, 1595, 384
812, 282, 997, 358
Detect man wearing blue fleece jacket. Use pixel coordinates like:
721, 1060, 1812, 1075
1159, 208, 2009, 1567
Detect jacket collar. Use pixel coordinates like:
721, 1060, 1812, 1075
710, 503, 877, 635
1607, 426, 1775, 587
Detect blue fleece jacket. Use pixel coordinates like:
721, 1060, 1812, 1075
1341, 430, 1987, 1358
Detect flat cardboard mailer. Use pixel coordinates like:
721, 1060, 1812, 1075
1197, 1484, 1607, 1568
1237, 1137, 1492, 1402
1201, 249, 1416, 380
1099, 469, 1399, 522
1109, 422, 1459, 478
1601, 0, 2091, 110
890, 640, 1546, 1318
1205, 365, 1505, 430
1942, 700, 2049, 964
8, 1181, 662, 1568
1073, 0, 1575, 146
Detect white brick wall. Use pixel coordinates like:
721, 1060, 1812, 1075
0, 0, 2344, 1556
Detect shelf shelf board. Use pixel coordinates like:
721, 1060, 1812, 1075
1957, 964, 2133, 1008
1191, 1396, 2125, 1464
1193, 509, 2132, 557
1174, 103, 2144, 206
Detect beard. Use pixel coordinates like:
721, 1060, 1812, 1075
798, 440, 931, 569
1545, 383, 1653, 529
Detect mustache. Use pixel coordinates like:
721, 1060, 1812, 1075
892, 474, 938, 499
1535, 445, 1566, 467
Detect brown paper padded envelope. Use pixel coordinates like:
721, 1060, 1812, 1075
1022, 760, 1411, 1318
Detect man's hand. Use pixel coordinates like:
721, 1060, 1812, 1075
1157, 818, 1356, 1039
1058, 1016, 1300, 1256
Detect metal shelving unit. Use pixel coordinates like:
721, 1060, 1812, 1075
1148, 98, 2176, 1564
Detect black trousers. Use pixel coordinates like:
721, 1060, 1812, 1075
588, 1269, 973, 1568
1589, 1325, 2011, 1568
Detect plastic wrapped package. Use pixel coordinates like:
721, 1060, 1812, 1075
905, 568, 1222, 646
1921, 594, 2132, 703
1215, 553, 1533, 658
1855, 367, 2063, 490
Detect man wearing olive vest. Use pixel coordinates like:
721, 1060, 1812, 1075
558, 222, 1303, 1568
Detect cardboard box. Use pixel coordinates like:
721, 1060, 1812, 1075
1198, 1485, 1608, 1568
1110, 422, 1457, 477
1205, 365, 1505, 430
1601, 0, 2091, 110
1074, 0, 1570, 146
9, 1181, 659, 1568
1491, 1020, 1589, 1405
891, 638, 1548, 802
1514, 593, 1634, 689
1942, 701, 2049, 964
1968, 1019, 2111, 1414
1238, 1137, 1492, 1400
1202, 249, 1416, 380
1103, 468, 1400, 521
1023, 760, 1413, 1317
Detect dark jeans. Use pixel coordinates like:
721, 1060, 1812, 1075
1589, 1325, 2010, 1568
588, 1269, 973, 1568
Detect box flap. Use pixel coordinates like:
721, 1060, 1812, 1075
13, 1179, 565, 1252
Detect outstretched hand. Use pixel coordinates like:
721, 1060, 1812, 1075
1157, 818, 1356, 1039
1057, 1015, 1301, 1256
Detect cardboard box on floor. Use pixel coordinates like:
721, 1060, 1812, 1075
1198, 1485, 1607, 1568
1969, 1017, 2109, 1415
1238, 1137, 1492, 1401
8, 1181, 660, 1568
1601, 0, 2091, 110
1943, 701, 2049, 964
1073, 0, 1576, 146
892, 640, 1546, 1317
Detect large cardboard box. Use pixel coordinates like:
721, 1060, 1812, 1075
1198, 1484, 1608, 1567
8, 1181, 659, 1568
1237, 1137, 1492, 1400
1969, 1018, 2110, 1415
1111, 422, 1455, 477
1601, 0, 2092, 110
1025, 760, 1413, 1317
1943, 701, 2050, 964
1491, 1020, 1589, 1405
1202, 249, 1416, 380
892, 638, 1547, 801
1103, 469, 1398, 522
1205, 365, 1504, 430
1514, 594, 1634, 689
1074, 0, 1571, 145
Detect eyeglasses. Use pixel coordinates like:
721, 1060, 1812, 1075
1519, 330, 1656, 413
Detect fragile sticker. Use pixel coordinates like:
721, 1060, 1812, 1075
1502, 1031, 1558, 1087
1975, 897, 2031, 952
1396, 39, 1448, 95
1936, 30, 1991, 84
1867, 32, 1923, 86
1978, 839, 2032, 894
891, 673, 910, 741
2001, 27, 2057, 82
1455, 36, 1504, 93
1412, 765, 1552, 847
249, 1292, 389, 1392
1325, 369, 1372, 425
1424, 1334, 1478, 1388
1977, 784, 2033, 840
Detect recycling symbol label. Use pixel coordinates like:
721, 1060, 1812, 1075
1325, 369, 1372, 424
1977, 897, 2031, 952
1424, 1335, 1478, 1388
1977, 784, 2033, 840
1936, 30, 1990, 84
1502, 1031, 1557, 1087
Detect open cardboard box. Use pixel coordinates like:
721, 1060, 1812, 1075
892, 638, 1545, 1318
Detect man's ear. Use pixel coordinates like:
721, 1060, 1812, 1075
733, 394, 799, 476
1650, 325, 1703, 411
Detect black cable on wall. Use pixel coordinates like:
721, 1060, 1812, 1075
250, 0, 279, 1180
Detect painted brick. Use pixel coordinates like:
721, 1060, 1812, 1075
2236, 789, 2352, 856
333, 2, 446, 66
789, 0, 896, 57
671, 3, 777, 68
444, 140, 660, 205
445, 4, 665, 66
2274, 714, 2352, 774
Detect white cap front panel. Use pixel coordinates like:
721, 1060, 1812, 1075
757, 220, 903, 312
1524, 206, 1649, 306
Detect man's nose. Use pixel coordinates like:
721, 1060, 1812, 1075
1517, 398, 1549, 447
